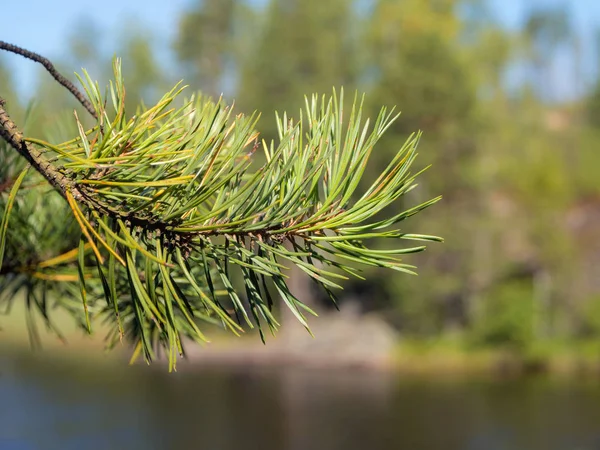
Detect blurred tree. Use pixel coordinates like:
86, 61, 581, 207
366, 0, 472, 134
238, 0, 359, 138
587, 82, 600, 128
586, 30, 600, 128
361, 0, 480, 334
469, 279, 536, 350
174, 0, 242, 97
0, 57, 21, 120
118, 28, 171, 108
66, 19, 106, 79
523, 5, 572, 101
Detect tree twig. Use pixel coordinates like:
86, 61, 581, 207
0, 97, 83, 201
0, 41, 97, 119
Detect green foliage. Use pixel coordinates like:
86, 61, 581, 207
577, 295, 600, 338
175, 0, 238, 96
0, 149, 87, 344
1, 59, 440, 369
469, 280, 536, 351
586, 81, 600, 128
575, 129, 600, 196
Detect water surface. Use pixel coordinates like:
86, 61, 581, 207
1, 352, 600, 450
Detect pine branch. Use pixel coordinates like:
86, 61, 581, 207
0, 47, 442, 370
0, 98, 84, 201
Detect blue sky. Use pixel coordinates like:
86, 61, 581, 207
1, 0, 599, 100
1, 0, 190, 95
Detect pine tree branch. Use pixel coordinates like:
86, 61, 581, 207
0, 46, 441, 369
0, 98, 84, 201
0, 44, 338, 246
0, 41, 97, 119
0, 95, 313, 262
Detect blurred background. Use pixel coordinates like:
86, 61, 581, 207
2, 0, 600, 449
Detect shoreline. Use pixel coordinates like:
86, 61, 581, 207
2, 308, 600, 378
3, 332, 600, 380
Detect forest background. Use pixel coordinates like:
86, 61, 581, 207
2, 0, 600, 368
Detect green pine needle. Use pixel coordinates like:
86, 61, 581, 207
1, 59, 441, 369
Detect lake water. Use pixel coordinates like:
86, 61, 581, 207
1, 352, 600, 450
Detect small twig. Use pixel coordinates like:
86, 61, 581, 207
0, 41, 97, 119
0, 97, 83, 201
